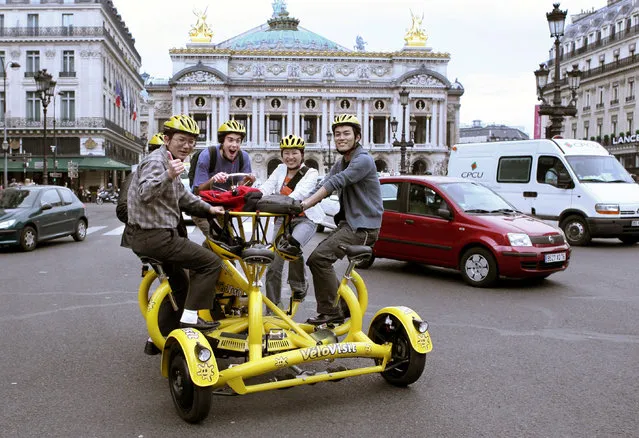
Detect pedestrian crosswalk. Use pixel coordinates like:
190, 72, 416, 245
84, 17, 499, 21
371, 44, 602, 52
86, 225, 202, 237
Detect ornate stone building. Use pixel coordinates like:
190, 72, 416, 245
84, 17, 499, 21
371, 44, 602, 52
140, 2, 464, 180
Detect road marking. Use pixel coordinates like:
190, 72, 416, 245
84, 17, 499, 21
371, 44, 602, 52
103, 225, 125, 236
86, 226, 107, 235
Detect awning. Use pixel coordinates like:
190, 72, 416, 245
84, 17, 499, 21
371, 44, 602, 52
78, 157, 131, 171
0, 157, 131, 171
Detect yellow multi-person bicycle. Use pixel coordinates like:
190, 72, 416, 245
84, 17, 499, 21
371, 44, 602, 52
138, 211, 432, 423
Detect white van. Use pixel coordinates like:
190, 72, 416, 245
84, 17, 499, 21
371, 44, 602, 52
447, 138, 639, 246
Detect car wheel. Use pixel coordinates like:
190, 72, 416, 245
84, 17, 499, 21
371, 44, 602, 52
20, 226, 37, 252
73, 219, 87, 242
168, 345, 212, 423
460, 247, 498, 287
618, 236, 639, 245
316, 224, 325, 233
560, 215, 591, 246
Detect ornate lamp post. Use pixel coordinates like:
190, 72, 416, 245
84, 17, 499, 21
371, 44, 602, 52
323, 130, 333, 173
535, 3, 582, 139
34, 69, 56, 185
2, 61, 20, 188
391, 88, 417, 174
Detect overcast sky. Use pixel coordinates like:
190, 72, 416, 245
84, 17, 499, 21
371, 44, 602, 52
113, 0, 605, 137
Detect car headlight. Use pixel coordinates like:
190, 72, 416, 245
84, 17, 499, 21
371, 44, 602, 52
507, 233, 532, 247
595, 203, 619, 215
0, 219, 16, 229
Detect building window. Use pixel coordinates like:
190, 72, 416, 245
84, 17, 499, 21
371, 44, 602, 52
27, 13, 38, 36
611, 116, 618, 135
62, 13, 73, 35
0, 91, 4, 120
613, 85, 619, 101
628, 80, 635, 101
26, 51, 39, 76
584, 121, 589, 138
26, 91, 41, 121
0, 50, 4, 77
371, 117, 385, 144
61, 50, 75, 76
571, 123, 577, 139
60, 91, 75, 121
585, 59, 591, 71
627, 114, 633, 133
597, 119, 603, 137
302, 115, 318, 143
268, 116, 282, 144
0, 15, 4, 36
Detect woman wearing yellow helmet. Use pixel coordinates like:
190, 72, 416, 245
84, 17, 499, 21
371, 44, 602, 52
298, 114, 383, 325
259, 134, 324, 308
147, 132, 165, 153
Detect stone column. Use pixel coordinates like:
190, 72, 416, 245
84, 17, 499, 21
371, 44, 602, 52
440, 99, 446, 147
183, 96, 189, 116
148, 101, 156, 135
252, 98, 258, 145
425, 115, 430, 144
287, 98, 294, 136
218, 96, 226, 124
385, 115, 389, 145
329, 98, 335, 130
266, 114, 270, 146
321, 99, 328, 144
281, 115, 286, 137
206, 113, 211, 145
294, 98, 300, 136
246, 114, 251, 146
315, 116, 321, 144
259, 98, 266, 146
431, 101, 438, 147
363, 100, 370, 145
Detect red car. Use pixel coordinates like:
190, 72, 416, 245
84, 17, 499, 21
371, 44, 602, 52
360, 176, 571, 287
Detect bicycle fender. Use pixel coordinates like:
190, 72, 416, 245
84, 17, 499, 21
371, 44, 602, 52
161, 328, 219, 387
370, 306, 433, 354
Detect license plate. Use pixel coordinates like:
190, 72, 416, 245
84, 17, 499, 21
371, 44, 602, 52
545, 252, 566, 263
632, 220, 639, 227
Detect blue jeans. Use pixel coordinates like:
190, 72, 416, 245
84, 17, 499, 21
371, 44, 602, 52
265, 217, 317, 305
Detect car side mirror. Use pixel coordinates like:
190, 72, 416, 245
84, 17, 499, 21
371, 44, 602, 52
557, 172, 574, 189
40, 202, 53, 211
437, 208, 452, 220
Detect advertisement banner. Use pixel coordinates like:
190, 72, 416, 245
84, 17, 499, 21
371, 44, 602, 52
533, 105, 542, 139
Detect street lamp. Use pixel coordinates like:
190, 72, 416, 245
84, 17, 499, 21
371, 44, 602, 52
391, 87, 417, 175
323, 130, 333, 173
34, 69, 56, 185
535, 3, 582, 139
2, 61, 20, 188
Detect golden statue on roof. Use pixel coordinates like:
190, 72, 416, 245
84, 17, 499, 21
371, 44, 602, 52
404, 10, 428, 47
189, 7, 213, 43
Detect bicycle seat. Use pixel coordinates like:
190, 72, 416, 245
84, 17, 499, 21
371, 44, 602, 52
242, 247, 275, 265
340, 245, 373, 263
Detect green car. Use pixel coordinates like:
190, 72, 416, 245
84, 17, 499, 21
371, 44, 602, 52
0, 185, 88, 251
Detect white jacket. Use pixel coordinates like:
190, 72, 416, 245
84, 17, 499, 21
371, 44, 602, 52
259, 163, 325, 224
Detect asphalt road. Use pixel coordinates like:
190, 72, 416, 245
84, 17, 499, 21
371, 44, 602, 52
0, 203, 637, 437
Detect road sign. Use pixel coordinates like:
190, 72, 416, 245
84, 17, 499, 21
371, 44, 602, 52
49, 172, 62, 178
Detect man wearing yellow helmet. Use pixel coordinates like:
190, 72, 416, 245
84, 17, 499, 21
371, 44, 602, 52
299, 114, 383, 325
259, 134, 324, 308
191, 119, 255, 237
127, 115, 225, 331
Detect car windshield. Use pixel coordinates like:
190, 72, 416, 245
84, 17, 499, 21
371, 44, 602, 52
0, 188, 37, 208
439, 182, 515, 213
565, 155, 633, 183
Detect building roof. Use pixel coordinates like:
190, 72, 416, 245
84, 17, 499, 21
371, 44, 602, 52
215, 6, 348, 52
459, 123, 529, 141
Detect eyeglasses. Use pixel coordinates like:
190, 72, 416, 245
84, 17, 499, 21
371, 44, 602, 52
172, 135, 197, 147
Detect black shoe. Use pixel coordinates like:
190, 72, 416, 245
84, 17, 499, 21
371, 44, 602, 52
179, 318, 221, 331
144, 340, 161, 356
292, 290, 307, 301
306, 313, 344, 325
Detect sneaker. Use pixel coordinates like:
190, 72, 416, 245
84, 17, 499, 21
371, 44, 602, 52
144, 340, 161, 356
179, 318, 221, 331
306, 313, 344, 325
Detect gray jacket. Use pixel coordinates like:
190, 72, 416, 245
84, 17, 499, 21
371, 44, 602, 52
318, 144, 383, 230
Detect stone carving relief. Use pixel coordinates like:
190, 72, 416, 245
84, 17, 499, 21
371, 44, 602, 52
10, 50, 20, 59
357, 65, 370, 79
45, 50, 56, 58
231, 64, 249, 75
322, 64, 335, 79
268, 64, 285, 75
79, 50, 101, 58
302, 64, 321, 75
336, 65, 355, 76
178, 71, 223, 84
402, 74, 445, 88
372, 66, 390, 77
252, 63, 266, 78
288, 63, 301, 78
155, 101, 172, 115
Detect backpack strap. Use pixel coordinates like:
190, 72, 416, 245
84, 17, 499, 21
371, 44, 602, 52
285, 166, 308, 191
209, 146, 245, 175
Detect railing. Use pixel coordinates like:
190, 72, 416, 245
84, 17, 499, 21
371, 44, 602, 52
0, 26, 104, 38
596, 103, 604, 109
626, 96, 636, 102
610, 99, 619, 105
1, 117, 105, 129
59, 71, 76, 78
23, 72, 36, 78
547, 24, 639, 66
582, 106, 591, 112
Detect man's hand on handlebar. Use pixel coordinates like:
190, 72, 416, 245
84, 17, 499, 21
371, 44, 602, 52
208, 205, 224, 215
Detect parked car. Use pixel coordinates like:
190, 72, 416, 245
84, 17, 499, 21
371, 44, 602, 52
314, 176, 339, 232
0, 185, 88, 251
360, 176, 571, 287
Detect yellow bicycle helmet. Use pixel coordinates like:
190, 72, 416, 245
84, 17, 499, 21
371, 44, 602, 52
332, 114, 361, 131
218, 120, 246, 138
148, 132, 165, 146
163, 114, 200, 135
280, 134, 305, 150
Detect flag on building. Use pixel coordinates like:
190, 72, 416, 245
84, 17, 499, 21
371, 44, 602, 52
115, 81, 122, 108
